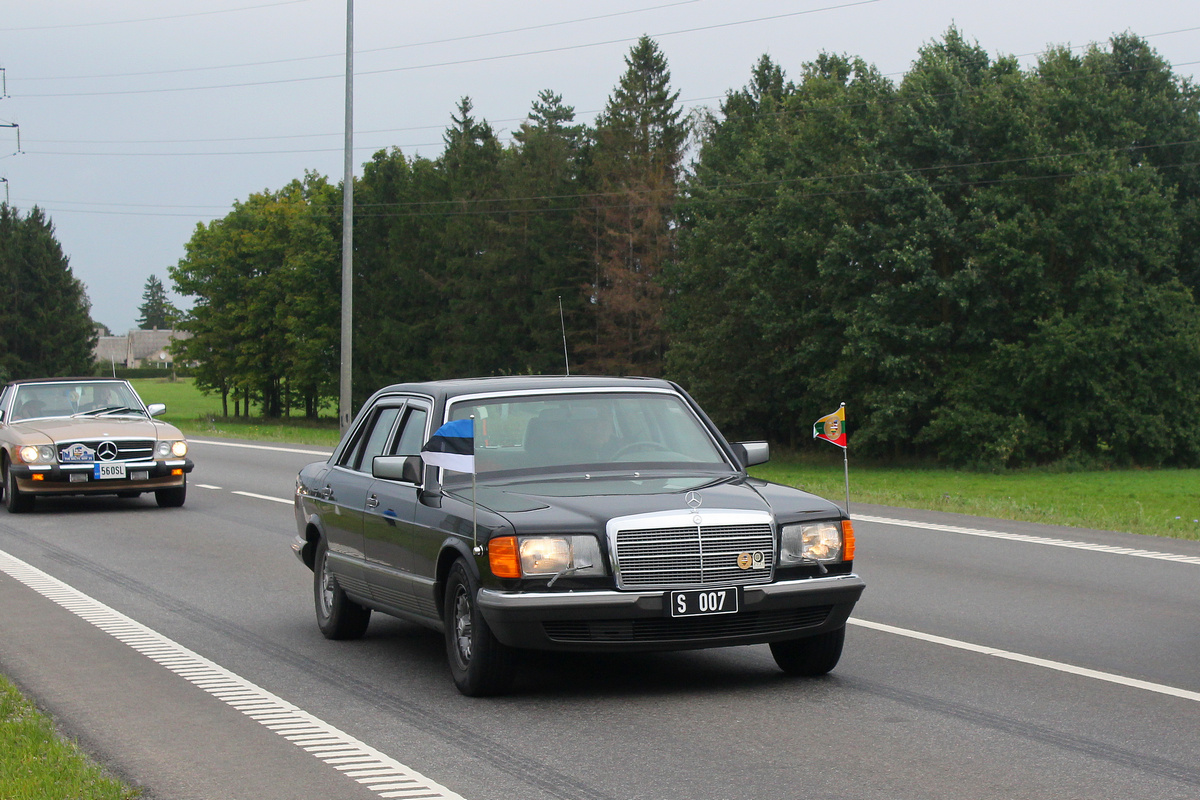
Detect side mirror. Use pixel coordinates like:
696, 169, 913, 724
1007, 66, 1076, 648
146, 403, 166, 417
372, 454, 424, 484
733, 441, 770, 468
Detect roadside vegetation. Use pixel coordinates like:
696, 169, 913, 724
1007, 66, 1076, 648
133, 377, 1200, 540
0, 675, 138, 799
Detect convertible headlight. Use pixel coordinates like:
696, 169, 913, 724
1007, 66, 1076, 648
18, 444, 55, 464
780, 521, 852, 564
491, 535, 606, 579
156, 440, 188, 458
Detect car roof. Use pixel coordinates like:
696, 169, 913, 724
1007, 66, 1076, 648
4, 377, 129, 390
372, 375, 677, 401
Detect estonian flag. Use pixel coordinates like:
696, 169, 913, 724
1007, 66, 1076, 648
421, 418, 475, 473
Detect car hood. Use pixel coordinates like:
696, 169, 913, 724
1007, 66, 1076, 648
468, 472, 842, 533
8, 416, 182, 442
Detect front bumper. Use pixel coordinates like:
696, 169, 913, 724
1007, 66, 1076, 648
9, 459, 193, 495
477, 573, 865, 652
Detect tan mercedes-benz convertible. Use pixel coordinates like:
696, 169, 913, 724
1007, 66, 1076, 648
0, 377, 193, 513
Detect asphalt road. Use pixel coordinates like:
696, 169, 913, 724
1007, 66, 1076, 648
1, 438, 1199, 800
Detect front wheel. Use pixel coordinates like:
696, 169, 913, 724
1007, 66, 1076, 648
4, 463, 34, 514
770, 626, 845, 676
443, 559, 516, 696
314, 538, 371, 640
155, 479, 186, 508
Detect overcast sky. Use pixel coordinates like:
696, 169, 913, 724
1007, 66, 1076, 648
2, 0, 1197, 334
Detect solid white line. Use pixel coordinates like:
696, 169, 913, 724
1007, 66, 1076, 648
189, 438, 331, 457
0, 548, 467, 800
231, 490, 292, 505
854, 514, 1200, 566
194, 483, 222, 490
849, 618, 1200, 703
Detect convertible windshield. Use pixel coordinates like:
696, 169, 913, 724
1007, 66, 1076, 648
11, 381, 145, 421
443, 391, 732, 478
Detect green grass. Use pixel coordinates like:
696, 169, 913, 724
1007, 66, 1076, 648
751, 451, 1200, 540
130, 377, 1200, 540
131, 378, 341, 447
0, 675, 138, 799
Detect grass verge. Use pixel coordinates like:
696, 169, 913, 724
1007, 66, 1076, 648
751, 452, 1200, 540
0, 675, 138, 799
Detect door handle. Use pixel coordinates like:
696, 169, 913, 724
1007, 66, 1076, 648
319, 486, 333, 500
366, 494, 379, 509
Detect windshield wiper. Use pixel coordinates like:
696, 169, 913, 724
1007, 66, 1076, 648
97, 406, 142, 416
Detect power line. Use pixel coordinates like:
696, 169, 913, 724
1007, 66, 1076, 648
16, 1, 882, 98
18, 0, 704, 82
0, 0, 314, 32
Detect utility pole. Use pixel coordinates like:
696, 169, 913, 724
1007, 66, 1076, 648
339, 0, 354, 433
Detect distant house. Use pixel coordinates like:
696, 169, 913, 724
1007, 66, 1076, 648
93, 329, 192, 368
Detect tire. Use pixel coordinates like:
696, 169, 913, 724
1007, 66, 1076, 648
770, 626, 845, 676
443, 559, 516, 697
155, 478, 186, 508
314, 538, 371, 640
4, 463, 34, 514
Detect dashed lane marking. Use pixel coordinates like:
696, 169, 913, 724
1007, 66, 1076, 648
0, 549, 467, 800
849, 618, 1200, 704
231, 490, 293, 505
855, 514, 1200, 567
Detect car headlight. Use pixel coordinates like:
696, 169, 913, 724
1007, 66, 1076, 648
18, 445, 55, 464
156, 440, 188, 458
780, 521, 853, 564
490, 535, 606, 579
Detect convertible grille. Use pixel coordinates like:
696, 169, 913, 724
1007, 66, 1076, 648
612, 515, 775, 590
55, 439, 155, 463
543, 606, 832, 643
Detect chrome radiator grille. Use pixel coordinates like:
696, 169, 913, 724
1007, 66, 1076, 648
610, 510, 775, 590
55, 439, 155, 463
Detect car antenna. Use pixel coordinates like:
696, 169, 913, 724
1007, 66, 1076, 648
558, 296, 570, 376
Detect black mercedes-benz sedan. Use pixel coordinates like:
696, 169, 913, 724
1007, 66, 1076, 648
292, 376, 864, 695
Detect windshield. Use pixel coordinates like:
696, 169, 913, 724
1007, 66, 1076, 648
10, 381, 145, 421
442, 391, 732, 480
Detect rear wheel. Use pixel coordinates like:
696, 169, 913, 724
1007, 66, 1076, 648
443, 559, 516, 696
4, 462, 34, 514
314, 538, 371, 639
770, 626, 845, 676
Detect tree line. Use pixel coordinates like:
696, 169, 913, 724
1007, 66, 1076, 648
160, 30, 1200, 468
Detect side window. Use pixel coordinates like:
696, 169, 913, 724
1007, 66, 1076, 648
0, 386, 9, 422
350, 406, 402, 472
391, 406, 429, 457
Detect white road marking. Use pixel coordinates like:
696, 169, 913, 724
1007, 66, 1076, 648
855, 514, 1200, 566
849, 618, 1200, 704
231, 490, 293, 505
189, 438, 331, 457
194, 483, 222, 490
0, 549, 467, 800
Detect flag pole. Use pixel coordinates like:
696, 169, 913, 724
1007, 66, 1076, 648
842, 440, 850, 516
470, 415, 481, 556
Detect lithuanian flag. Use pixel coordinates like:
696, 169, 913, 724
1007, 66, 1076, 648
813, 404, 847, 449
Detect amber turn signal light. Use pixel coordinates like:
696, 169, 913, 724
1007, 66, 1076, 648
842, 519, 855, 561
488, 535, 521, 578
